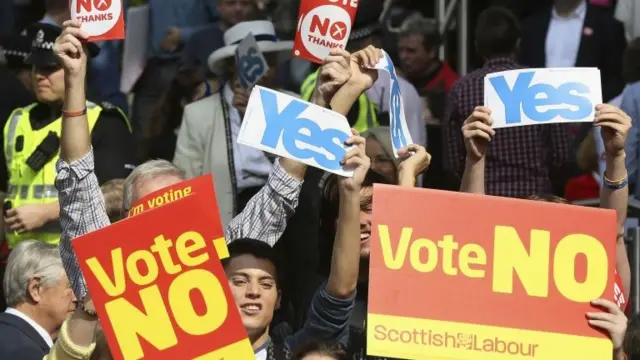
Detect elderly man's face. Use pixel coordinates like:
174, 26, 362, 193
398, 34, 437, 79
32, 275, 76, 334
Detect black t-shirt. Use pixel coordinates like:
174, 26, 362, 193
0, 102, 136, 192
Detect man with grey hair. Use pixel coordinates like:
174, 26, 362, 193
397, 15, 459, 121
0, 240, 75, 360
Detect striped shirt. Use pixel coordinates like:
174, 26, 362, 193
56, 150, 303, 300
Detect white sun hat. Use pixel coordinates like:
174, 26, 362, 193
207, 20, 294, 76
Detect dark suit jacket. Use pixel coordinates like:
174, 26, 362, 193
519, 3, 627, 102
0, 312, 50, 360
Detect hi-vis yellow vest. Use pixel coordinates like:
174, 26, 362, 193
2, 101, 121, 248
300, 70, 380, 133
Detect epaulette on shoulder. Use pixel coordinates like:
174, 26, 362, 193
101, 101, 116, 110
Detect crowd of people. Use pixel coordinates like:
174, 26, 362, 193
0, 0, 640, 359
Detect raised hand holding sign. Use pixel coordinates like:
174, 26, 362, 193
484, 68, 602, 128
238, 86, 354, 176
70, 0, 125, 41
72, 178, 254, 360
234, 33, 269, 89
293, 0, 360, 63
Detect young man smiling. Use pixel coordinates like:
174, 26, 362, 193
221, 123, 371, 356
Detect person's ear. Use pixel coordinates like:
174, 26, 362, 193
27, 277, 42, 303
275, 290, 282, 311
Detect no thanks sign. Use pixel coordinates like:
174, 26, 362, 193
292, 0, 359, 63
71, 0, 125, 41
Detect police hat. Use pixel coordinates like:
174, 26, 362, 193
24, 23, 100, 67
1, 33, 31, 70
349, 0, 384, 41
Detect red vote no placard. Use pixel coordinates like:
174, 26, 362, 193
292, 0, 359, 63
72, 179, 253, 360
70, 0, 125, 41
368, 185, 617, 360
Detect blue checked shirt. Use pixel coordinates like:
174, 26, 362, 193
56, 149, 303, 300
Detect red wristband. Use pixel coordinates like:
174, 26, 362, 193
62, 108, 87, 117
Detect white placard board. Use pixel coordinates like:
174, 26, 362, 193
374, 50, 414, 156
238, 86, 354, 177
120, 5, 148, 93
484, 68, 602, 129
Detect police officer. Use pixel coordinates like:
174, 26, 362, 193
1, 23, 135, 250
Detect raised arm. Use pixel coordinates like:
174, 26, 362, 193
284, 131, 370, 351
310, 49, 353, 109
53, 20, 111, 300
58, 25, 90, 163
284, 46, 381, 350
224, 158, 304, 246
225, 49, 356, 245
596, 104, 632, 301
326, 132, 370, 297
397, 144, 431, 187
331, 46, 381, 115
459, 106, 494, 195
324, 47, 379, 294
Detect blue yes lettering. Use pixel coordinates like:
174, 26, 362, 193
237, 48, 266, 88
389, 78, 407, 149
259, 89, 349, 170
489, 71, 593, 124
384, 55, 408, 149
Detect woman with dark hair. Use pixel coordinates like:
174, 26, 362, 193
138, 65, 218, 162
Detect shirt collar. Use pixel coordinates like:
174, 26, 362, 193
5, 307, 53, 348
552, 0, 587, 20
255, 336, 271, 354
483, 56, 519, 69
223, 82, 234, 105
